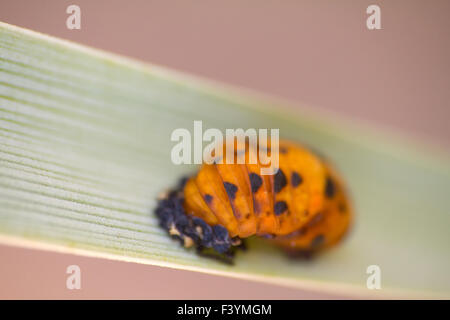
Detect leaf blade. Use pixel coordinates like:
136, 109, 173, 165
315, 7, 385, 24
1, 22, 450, 298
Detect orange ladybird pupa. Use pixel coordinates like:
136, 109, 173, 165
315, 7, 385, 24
155, 139, 352, 262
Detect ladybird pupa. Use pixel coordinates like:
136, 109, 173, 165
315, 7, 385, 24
155, 139, 352, 261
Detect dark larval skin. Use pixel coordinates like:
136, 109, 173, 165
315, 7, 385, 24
154, 178, 245, 264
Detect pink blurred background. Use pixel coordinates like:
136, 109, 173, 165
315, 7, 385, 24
0, 0, 449, 299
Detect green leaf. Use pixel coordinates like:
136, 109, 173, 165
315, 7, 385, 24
1, 22, 449, 298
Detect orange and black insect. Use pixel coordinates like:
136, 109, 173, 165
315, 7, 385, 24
155, 139, 352, 262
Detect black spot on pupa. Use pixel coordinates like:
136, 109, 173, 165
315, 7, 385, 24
291, 172, 303, 187
245, 213, 250, 219
223, 182, 238, 200
204, 194, 213, 204
310, 234, 325, 249
280, 147, 288, 154
249, 173, 263, 193
338, 202, 347, 214
274, 169, 287, 193
325, 177, 336, 198
274, 201, 288, 215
